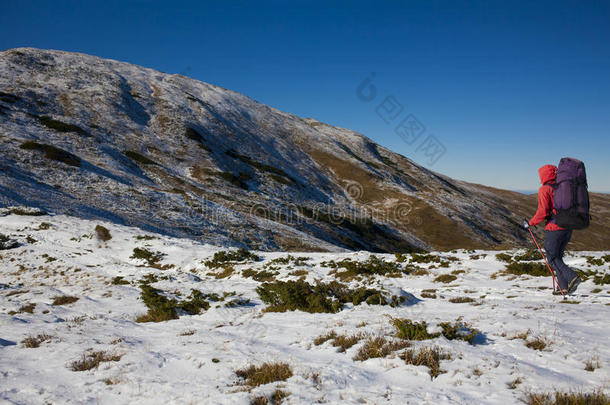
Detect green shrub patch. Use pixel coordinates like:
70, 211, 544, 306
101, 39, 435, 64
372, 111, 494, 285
392, 318, 482, 345
242, 268, 277, 282
513, 249, 541, 261
326, 256, 404, 280
130, 247, 165, 267
136, 285, 215, 323
392, 319, 440, 341
256, 280, 389, 313
505, 262, 549, 277
205, 248, 260, 268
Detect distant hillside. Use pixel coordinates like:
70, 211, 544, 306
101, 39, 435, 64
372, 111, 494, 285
1, 48, 608, 251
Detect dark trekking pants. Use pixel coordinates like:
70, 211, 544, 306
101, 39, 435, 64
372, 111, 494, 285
544, 229, 577, 291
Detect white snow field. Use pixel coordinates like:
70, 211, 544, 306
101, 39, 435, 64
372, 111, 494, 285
0, 211, 608, 405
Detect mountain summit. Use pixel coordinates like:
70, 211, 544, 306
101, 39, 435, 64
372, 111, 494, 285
1, 48, 608, 251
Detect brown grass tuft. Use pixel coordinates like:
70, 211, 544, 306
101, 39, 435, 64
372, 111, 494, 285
21, 333, 53, 348
353, 336, 410, 361
525, 336, 549, 351
235, 362, 293, 387
52, 295, 79, 305
525, 389, 609, 405
70, 350, 123, 371
400, 346, 451, 379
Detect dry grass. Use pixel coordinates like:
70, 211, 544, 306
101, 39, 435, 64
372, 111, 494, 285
353, 336, 410, 361
313, 330, 337, 346
433, 274, 457, 283
70, 350, 123, 371
331, 334, 363, 352
525, 389, 609, 405
526, 336, 549, 351
52, 295, 79, 305
509, 330, 531, 340
21, 333, 53, 348
449, 296, 475, 303
585, 357, 601, 372
235, 362, 293, 387
508, 377, 522, 389
400, 346, 451, 379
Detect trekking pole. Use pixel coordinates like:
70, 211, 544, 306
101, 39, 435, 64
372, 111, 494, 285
527, 227, 565, 297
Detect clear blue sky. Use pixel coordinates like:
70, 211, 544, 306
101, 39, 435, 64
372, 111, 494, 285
2, 0, 609, 192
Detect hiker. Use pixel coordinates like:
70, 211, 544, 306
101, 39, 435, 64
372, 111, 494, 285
522, 164, 581, 294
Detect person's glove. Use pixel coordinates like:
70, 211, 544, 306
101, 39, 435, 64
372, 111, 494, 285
522, 219, 530, 229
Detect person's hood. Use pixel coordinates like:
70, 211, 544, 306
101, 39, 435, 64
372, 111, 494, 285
538, 164, 557, 185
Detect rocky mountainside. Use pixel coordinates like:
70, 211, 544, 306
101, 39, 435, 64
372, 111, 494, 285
1, 48, 608, 251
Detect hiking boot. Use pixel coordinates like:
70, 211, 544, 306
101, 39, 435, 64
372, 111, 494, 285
552, 288, 565, 296
567, 276, 581, 294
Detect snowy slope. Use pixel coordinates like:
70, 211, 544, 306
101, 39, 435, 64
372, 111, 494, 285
1, 211, 608, 404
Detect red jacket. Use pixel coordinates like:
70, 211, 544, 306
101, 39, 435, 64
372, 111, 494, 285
529, 165, 564, 231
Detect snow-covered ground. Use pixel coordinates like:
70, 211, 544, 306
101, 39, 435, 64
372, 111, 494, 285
1, 211, 608, 404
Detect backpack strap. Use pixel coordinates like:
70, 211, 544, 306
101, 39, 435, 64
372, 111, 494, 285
546, 183, 558, 221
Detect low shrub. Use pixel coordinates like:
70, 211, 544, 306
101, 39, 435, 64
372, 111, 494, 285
269, 255, 310, 266
0, 233, 19, 250
125, 150, 157, 165
586, 256, 604, 266
593, 274, 610, 285
136, 286, 211, 323
205, 248, 260, 268
513, 249, 541, 261
3, 207, 47, 216
392, 319, 482, 344
130, 247, 165, 267
438, 322, 481, 344
235, 362, 293, 387
331, 255, 404, 280
20, 141, 81, 167
185, 126, 211, 151
400, 346, 451, 379
242, 268, 277, 282
505, 262, 549, 277
410, 253, 442, 264
256, 280, 389, 313
495, 253, 513, 263
38, 116, 89, 136
392, 319, 440, 341
95, 225, 112, 242
111, 276, 130, 285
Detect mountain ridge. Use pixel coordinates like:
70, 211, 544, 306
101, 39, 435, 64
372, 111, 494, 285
1, 47, 609, 251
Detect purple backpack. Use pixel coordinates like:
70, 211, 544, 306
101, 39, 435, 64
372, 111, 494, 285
551, 157, 590, 230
